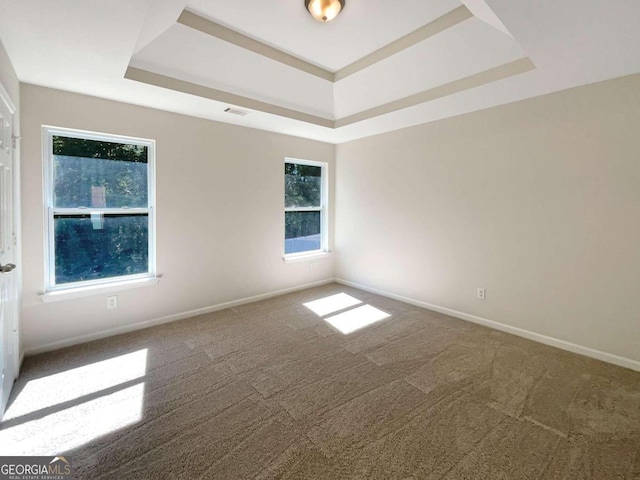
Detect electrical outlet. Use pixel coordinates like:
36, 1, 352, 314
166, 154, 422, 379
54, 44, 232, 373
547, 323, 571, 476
107, 295, 118, 309
477, 288, 486, 300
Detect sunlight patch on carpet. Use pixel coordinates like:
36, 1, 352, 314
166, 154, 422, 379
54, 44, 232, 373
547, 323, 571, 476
0, 349, 148, 454
0, 383, 145, 454
303, 293, 362, 317
3, 349, 147, 421
324, 305, 391, 334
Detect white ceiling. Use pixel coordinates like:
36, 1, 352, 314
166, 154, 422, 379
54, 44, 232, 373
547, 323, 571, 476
132, 23, 336, 118
332, 17, 526, 118
0, 0, 639, 144
187, 0, 461, 72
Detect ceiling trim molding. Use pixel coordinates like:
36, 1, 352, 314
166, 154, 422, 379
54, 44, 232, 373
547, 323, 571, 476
177, 6, 473, 83
124, 66, 335, 128
335, 5, 473, 81
177, 10, 334, 82
125, 57, 535, 130
334, 57, 536, 127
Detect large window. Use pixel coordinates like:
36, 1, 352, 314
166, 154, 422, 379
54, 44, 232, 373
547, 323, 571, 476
43, 127, 155, 291
285, 158, 327, 256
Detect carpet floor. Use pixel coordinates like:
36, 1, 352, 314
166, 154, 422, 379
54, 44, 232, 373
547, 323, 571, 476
2, 283, 639, 479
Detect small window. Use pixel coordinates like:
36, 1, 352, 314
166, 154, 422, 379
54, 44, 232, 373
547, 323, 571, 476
43, 127, 155, 291
284, 158, 328, 256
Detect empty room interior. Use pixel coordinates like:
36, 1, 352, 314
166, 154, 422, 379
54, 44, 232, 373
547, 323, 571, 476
0, 0, 639, 478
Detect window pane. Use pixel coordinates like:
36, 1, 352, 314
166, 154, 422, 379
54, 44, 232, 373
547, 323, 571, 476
285, 163, 321, 208
54, 213, 149, 284
53, 135, 148, 208
285, 211, 321, 254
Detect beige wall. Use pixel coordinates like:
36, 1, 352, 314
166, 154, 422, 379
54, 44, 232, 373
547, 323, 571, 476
21, 84, 335, 353
17, 74, 640, 366
335, 74, 640, 363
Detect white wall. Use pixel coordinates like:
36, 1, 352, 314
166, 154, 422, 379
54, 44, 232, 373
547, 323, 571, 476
0, 40, 19, 105
336, 74, 640, 364
21, 84, 335, 353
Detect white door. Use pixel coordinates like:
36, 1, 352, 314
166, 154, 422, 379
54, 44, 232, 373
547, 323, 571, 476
0, 83, 18, 416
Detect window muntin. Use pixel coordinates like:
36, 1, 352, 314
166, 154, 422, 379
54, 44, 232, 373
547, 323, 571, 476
284, 159, 327, 256
44, 127, 155, 290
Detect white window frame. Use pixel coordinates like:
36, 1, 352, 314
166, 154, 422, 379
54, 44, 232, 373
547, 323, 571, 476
284, 157, 328, 260
42, 126, 156, 293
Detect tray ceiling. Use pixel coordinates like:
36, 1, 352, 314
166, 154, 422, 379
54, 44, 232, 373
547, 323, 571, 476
1, 0, 639, 143
186, 0, 462, 72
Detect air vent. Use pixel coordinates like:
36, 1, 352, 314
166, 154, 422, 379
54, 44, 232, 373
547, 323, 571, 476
224, 107, 250, 116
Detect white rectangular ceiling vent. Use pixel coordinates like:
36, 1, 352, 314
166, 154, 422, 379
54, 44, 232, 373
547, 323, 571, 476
224, 107, 249, 116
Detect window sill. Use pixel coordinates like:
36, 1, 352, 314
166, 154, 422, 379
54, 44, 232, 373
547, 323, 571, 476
40, 276, 161, 303
283, 251, 331, 263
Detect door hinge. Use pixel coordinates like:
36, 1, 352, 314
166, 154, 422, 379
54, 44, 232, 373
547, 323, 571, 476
12, 135, 21, 149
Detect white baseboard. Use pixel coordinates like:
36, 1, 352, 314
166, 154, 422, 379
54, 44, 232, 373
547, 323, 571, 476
335, 278, 640, 373
24, 278, 335, 356
23, 276, 640, 373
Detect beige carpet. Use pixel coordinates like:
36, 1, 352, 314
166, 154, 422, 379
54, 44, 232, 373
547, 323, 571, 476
2, 283, 639, 479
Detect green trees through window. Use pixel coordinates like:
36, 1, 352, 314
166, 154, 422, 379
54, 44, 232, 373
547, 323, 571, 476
285, 161, 325, 254
53, 136, 148, 208
46, 131, 154, 287
54, 214, 149, 284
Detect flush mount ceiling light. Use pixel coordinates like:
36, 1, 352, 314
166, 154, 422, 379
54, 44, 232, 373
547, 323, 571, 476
305, 0, 345, 22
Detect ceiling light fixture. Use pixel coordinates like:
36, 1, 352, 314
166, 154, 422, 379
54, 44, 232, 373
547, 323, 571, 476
305, 0, 345, 22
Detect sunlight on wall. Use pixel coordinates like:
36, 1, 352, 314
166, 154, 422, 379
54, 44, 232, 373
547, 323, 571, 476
303, 292, 362, 316
0, 349, 148, 455
324, 305, 391, 334
303, 292, 391, 335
